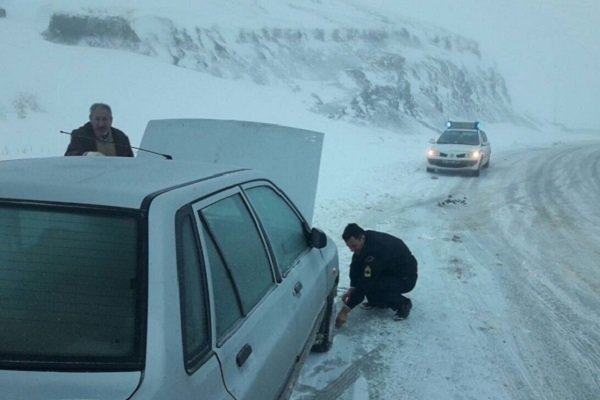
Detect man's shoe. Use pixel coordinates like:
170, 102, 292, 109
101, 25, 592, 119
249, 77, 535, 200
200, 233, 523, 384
360, 302, 385, 310
360, 302, 375, 310
393, 300, 412, 321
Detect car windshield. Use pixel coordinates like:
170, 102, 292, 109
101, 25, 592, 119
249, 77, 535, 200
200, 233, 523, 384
437, 130, 480, 145
0, 203, 142, 371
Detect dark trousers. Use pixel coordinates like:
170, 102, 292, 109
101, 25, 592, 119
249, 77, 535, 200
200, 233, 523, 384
348, 275, 417, 310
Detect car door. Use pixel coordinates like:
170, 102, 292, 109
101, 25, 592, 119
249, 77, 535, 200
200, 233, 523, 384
172, 209, 234, 400
192, 188, 298, 400
242, 183, 328, 354
480, 130, 491, 163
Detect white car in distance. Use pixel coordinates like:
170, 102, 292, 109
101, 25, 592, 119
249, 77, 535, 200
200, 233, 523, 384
426, 121, 491, 177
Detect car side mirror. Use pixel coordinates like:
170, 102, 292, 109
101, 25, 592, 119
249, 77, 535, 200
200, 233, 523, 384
309, 228, 327, 249
428, 138, 436, 144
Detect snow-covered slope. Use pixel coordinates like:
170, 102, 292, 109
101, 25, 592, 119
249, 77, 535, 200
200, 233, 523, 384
1, 0, 525, 145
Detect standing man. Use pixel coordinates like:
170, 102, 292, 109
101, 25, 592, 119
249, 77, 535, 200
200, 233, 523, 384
65, 103, 134, 157
336, 223, 418, 327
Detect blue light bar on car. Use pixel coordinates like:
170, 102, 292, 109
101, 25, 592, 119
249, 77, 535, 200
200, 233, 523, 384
447, 121, 480, 130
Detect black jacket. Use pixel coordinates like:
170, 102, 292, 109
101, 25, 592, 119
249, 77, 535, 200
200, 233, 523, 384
64, 122, 134, 157
349, 230, 417, 295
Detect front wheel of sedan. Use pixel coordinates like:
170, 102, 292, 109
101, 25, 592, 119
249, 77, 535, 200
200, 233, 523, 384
311, 289, 336, 353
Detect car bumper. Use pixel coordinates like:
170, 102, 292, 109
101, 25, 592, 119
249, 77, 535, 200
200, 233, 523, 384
427, 157, 479, 171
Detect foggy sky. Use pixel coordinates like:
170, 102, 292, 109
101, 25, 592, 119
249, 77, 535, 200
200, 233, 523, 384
393, 0, 600, 129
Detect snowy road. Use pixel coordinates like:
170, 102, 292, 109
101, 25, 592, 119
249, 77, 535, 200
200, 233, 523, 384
292, 141, 600, 400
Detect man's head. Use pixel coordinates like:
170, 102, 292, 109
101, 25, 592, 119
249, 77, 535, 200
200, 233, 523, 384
89, 103, 113, 139
342, 223, 366, 254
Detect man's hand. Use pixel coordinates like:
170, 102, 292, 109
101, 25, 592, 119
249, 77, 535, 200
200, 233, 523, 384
83, 151, 105, 157
335, 306, 351, 328
341, 287, 355, 304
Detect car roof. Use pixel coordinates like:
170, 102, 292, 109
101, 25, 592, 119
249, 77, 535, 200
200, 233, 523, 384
0, 157, 255, 209
444, 128, 480, 133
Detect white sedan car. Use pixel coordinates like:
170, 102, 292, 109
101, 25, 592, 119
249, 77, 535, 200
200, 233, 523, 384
0, 119, 339, 400
0, 157, 338, 399
426, 121, 491, 176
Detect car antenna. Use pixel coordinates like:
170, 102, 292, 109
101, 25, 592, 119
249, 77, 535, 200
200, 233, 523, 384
60, 130, 173, 160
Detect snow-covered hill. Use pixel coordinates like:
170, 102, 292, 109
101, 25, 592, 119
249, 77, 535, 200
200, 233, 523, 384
43, 10, 519, 128
1, 0, 526, 145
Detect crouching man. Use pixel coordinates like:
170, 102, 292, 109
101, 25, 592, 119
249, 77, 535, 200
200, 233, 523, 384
335, 223, 418, 327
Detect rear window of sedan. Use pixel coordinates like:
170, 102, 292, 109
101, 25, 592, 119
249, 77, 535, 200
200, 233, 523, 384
0, 203, 142, 371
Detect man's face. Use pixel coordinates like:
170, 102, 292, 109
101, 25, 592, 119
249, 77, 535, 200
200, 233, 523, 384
90, 108, 113, 138
345, 235, 365, 254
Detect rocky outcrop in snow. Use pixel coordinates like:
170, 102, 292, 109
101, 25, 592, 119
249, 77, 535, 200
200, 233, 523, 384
43, 12, 525, 129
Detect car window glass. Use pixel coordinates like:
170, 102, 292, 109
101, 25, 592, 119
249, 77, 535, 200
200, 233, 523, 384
0, 205, 139, 367
177, 213, 210, 370
437, 131, 457, 144
439, 130, 479, 145
201, 194, 274, 314
200, 223, 243, 340
457, 131, 478, 145
245, 186, 308, 274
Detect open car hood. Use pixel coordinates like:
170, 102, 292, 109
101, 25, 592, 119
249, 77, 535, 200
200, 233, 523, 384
138, 119, 324, 223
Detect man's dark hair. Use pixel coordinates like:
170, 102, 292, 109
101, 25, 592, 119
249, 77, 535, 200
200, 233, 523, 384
89, 102, 112, 118
342, 223, 365, 241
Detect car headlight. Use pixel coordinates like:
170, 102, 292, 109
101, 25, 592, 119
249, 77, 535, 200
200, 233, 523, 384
469, 150, 482, 159
427, 148, 439, 157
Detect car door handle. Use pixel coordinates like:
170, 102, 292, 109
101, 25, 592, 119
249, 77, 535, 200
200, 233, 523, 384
293, 281, 303, 297
236, 344, 252, 367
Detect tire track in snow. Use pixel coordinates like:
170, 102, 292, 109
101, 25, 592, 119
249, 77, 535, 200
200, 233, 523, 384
459, 142, 600, 399
292, 345, 384, 400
